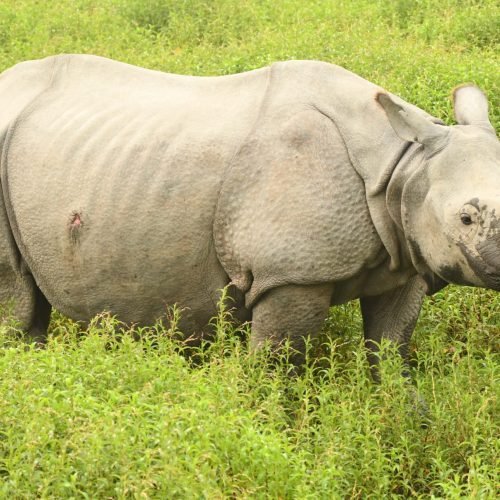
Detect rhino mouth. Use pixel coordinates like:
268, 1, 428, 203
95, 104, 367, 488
458, 240, 500, 292
476, 233, 500, 269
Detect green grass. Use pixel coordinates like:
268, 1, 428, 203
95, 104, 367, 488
0, 292, 498, 498
0, 0, 499, 497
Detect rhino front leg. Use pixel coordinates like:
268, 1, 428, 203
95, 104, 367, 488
360, 275, 428, 382
250, 283, 334, 365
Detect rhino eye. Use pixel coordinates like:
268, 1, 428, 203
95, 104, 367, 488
460, 213, 473, 226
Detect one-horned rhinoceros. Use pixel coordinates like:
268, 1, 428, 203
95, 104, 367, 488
0, 55, 498, 371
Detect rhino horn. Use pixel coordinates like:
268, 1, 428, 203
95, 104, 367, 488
376, 92, 449, 150
452, 84, 494, 132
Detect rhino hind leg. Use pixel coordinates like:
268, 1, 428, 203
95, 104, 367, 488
0, 170, 51, 343
0, 271, 52, 344
28, 282, 52, 343
250, 283, 334, 365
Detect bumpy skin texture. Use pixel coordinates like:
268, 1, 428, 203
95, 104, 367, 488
0, 55, 498, 373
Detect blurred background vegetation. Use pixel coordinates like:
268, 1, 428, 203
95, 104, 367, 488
0, 0, 498, 126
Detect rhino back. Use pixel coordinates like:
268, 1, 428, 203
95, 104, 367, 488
2, 55, 270, 323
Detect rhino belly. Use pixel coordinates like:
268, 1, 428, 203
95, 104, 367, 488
3, 99, 236, 326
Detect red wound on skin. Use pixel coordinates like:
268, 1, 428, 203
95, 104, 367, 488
70, 212, 82, 229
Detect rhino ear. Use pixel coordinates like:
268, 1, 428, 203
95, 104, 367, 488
452, 85, 493, 130
376, 92, 448, 149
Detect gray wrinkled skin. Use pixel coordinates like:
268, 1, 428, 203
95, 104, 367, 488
0, 56, 498, 375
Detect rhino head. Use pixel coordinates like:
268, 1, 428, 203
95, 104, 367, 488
378, 86, 500, 291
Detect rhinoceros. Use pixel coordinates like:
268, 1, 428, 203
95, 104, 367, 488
0, 55, 498, 371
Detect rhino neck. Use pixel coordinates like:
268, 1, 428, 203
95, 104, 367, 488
392, 145, 447, 293
374, 142, 432, 279
386, 142, 425, 230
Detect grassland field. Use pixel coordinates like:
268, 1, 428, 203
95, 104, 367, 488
0, 0, 499, 498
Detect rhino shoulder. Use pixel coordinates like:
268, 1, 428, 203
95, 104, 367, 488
214, 105, 383, 306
